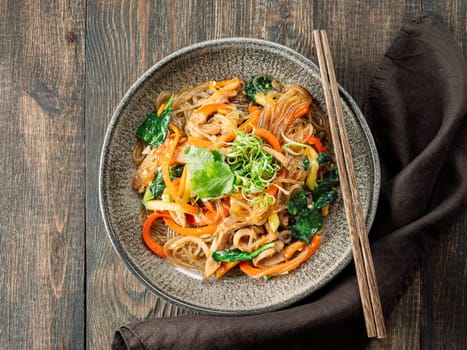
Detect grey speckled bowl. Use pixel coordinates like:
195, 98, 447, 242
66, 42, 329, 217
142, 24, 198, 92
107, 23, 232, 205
99, 38, 380, 315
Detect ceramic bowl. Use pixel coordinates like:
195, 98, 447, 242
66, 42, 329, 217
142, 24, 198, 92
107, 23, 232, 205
99, 38, 380, 315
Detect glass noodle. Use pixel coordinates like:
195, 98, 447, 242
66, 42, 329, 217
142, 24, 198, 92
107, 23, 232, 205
131, 75, 338, 279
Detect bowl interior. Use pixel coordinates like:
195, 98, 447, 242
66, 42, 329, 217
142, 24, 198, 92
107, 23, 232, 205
100, 38, 380, 315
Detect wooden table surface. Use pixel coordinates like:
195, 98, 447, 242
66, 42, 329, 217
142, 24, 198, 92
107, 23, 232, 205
1, 0, 465, 349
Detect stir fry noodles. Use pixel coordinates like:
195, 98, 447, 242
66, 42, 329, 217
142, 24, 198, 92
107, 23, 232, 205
132, 75, 339, 279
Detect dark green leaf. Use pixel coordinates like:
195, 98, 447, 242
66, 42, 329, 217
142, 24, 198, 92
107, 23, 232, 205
184, 146, 234, 199
245, 75, 275, 102
287, 188, 308, 216
148, 171, 165, 201
317, 152, 334, 166
136, 95, 174, 147
169, 164, 184, 179
313, 168, 339, 200
212, 242, 275, 262
302, 157, 310, 170
291, 210, 323, 243
312, 188, 338, 210
143, 165, 184, 202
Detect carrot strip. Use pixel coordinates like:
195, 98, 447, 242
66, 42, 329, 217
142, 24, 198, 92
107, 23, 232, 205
288, 105, 310, 124
283, 240, 306, 259
209, 77, 241, 92
157, 103, 167, 116
177, 165, 187, 197
195, 103, 231, 116
247, 105, 259, 113
306, 135, 326, 153
253, 127, 282, 153
142, 213, 170, 258
265, 184, 278, 197
161, 126, 199, 215
187, 136, 212, 148
216, 261, 240, 279
239, 235, 322, 278
162, 217, 217, 237
239, 109, 262, 132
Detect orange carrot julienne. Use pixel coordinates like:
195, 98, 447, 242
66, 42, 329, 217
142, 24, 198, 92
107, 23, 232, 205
216, 261, 240, 279
209, 77, 241, 90
239, 109, 262, 132
162, 217, 217, 236
161, 127, 199, 215
195, 103, 231, 116
283, 240, 306, 259
187, 136, 212, 148
143, 213, 170, 258
306, 135, 326, 153
253, 127, 282, 153
247, 105, 260, 113
288, 105, 310, 124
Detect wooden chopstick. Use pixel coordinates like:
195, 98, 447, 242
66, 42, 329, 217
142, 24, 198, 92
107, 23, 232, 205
313, 29, 386, 339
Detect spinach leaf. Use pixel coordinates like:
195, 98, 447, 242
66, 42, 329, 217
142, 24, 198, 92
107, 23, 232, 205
313, 168, 339, 200
287, 188, 338, 244
136, 95, 174, 147
143, 170, 165, 201
312, 188, 338, 210
287, 188, 308, 216
211, 242, 275, 262
317, 152, 334, 166
245, 75, 275, 102
143, 164, 185, 201
291, 210, 323, 243
302, 157, 310, 170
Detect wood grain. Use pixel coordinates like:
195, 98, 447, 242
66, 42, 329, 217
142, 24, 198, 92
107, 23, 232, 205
420, 206, 467, 350
0, 0, 464, 349
0, 0, 86, 348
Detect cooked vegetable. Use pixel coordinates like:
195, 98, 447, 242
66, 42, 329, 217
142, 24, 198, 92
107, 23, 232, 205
136, 95, 174, 147
313, 188, 338, 210
268, 213, 280, 232
184, 146, 234, 199
132, 76, 339, 280
291, 209, 323, 243
142, 212, 169, 258
306, 135, 326, 153
317, 152, 334, 166
239, 235, 322, 278
313, 167, 339, 200
245, 75, 276, 103
287, 188, 308, 216
288, 187, 338, 243
227, 131, 281, 195
143, 164, 185, 202
212, 242, 275, 262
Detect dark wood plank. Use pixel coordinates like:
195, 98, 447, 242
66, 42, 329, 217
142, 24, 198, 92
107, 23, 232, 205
420, 206, 467, 350
311, 0, 422, 106
0, 0, 86, 348
369, 273, 421, 350
85, 2, 191, 348
85, 0, 466, 349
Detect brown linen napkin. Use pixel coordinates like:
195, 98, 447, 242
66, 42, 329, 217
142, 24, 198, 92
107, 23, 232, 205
112, 13, 467, 350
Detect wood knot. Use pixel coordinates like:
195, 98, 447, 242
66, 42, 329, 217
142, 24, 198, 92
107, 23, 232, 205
66, 31, 77, 43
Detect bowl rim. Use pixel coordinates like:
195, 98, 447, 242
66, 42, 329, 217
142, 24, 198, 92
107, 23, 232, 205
99, 37, 381, 315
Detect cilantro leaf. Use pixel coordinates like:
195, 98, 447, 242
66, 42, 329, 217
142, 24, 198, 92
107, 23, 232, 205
184, 146, 234, 199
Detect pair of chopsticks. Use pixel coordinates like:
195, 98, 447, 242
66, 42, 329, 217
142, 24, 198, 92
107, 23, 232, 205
312, 30, 386, 339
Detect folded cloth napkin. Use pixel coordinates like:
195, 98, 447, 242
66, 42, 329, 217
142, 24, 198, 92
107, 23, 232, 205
112, 13, 467, 350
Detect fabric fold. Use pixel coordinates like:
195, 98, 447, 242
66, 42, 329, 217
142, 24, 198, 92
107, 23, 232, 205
112, 13, 467, 350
